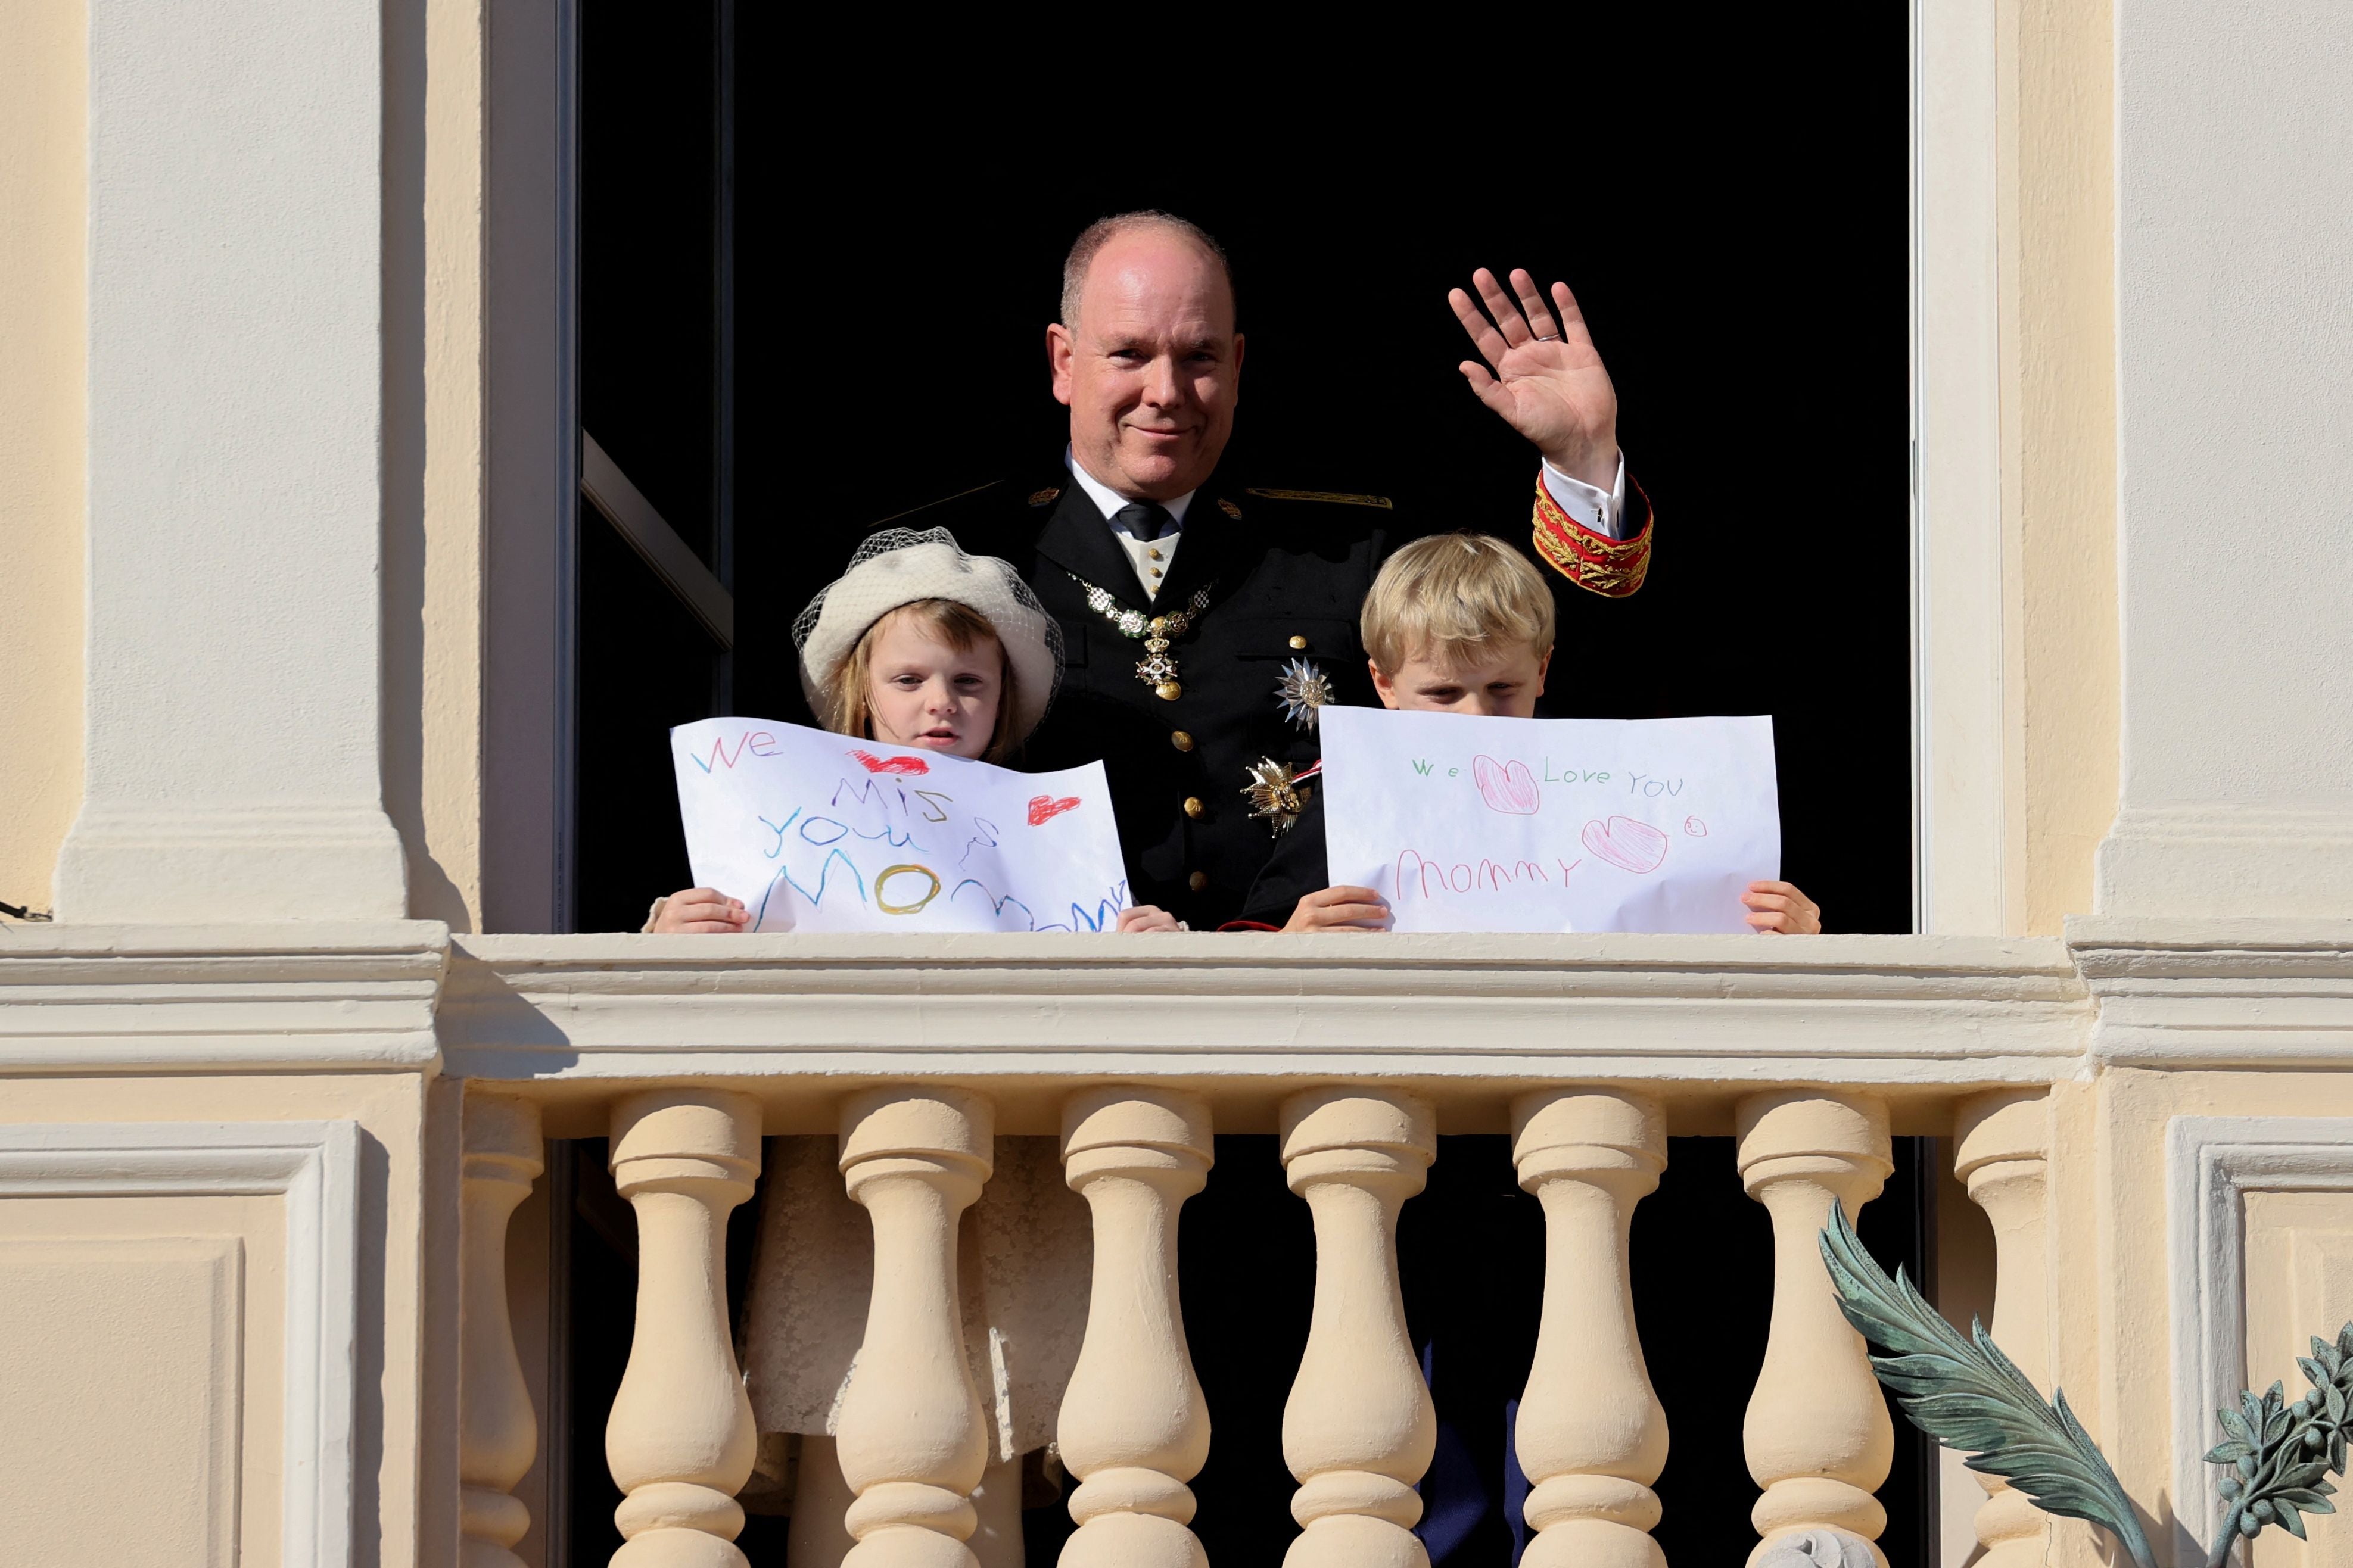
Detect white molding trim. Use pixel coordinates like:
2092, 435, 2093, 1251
1910, 0, 2009, 934
2104, 0, 2353, 921
0, 922, 448, 1071
2166, 1116, 2353, 1563
0, 1120, 365, 1568
2099, 808, 2353, 924
2074, 917, 2353, 1067
67, 0, 407, 922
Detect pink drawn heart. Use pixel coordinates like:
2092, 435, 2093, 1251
1582, 815, 1670, 874
1472, 755, 1542, 815
849, 748, 929, 776
1027, 794, 1082, 826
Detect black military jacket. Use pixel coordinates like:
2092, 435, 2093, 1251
910, 463, 1390, 928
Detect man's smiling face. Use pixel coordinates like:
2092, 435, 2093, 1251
1049, 228, 1243, 502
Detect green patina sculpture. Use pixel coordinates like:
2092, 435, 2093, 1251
1819, 1204, 2353, 1568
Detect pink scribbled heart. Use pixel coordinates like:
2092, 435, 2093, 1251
1027, 794, 1082, 826
849, 749, 929, 776
1472, 755, 1542, 815
1582, 815, 1670, 874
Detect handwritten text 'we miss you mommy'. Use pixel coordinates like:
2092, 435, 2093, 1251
669, 720, 1131, 935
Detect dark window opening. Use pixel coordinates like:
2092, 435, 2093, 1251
578, 18, 1911, 939
566, 11, 1916, 1565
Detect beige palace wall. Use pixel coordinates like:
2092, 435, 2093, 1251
2004, 0, 2121, 936
0, 0, 86, 921
382, 0, 491, 933
0, 1071, 430, 1568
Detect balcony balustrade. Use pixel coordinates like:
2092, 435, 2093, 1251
431, 928, 2100, 1566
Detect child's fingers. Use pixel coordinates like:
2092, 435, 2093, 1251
1284, 886, 1395, 933
1744, 881, 1821, 932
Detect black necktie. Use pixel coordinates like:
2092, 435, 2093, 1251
1110, 501, 1178, 541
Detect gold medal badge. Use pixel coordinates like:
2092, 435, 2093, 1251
1241, 757, 1324, 836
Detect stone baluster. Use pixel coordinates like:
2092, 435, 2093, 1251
1057, 1088, 1215, 1568
460, 1093, 544, 1568
833, 1088, 994, 1568
1511, 1090, 1670, 1568
1954, 1092, 2053, 1564
605, 1090, 763, 1568
1735, 1091, 1895, 1568
1278, 1089, 1437, 1568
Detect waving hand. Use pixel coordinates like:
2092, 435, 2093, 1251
1450, 267, 1620, 490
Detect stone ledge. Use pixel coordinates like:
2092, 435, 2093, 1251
440, 932, 2090, 1123
5, 921, 2342, 1084
2069, 917, 2353, 1067
0, 921, 449, 1071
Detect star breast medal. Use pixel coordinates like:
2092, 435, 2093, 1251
1274, 658, 1333, 731
1242, 756, 1324, 836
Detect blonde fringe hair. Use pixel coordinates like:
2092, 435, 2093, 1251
1361, 532, 1557, 674
825, 599, 1023, 764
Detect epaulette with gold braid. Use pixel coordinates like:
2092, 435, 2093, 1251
1242, 487, 1393, 509
1532, 474, 1651, 597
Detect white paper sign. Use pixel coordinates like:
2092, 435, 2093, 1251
1320, 708, 1780, 933
669, 718, 1134, 933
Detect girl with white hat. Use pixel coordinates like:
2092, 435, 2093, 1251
648, 525, 1178, 933
646, 528, 1171, 1566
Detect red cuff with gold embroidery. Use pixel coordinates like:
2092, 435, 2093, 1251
1532, 472, 1652, 597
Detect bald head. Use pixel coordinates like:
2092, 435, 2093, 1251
1047, 213, 1245, 501
1060, 211, 1235, 333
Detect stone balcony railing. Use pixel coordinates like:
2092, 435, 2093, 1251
440, 930, 2105, 1568
13, 919, 2345, 1567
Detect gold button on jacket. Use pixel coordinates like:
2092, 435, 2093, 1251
1187, 871, 1210, 893
1288, 634, 1308, 650
1184, 797, 1205, 819
1169, 731, 1194, 752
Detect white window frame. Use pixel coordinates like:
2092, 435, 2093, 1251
1912, 0, 2010, 934
488, 7, 2016, 937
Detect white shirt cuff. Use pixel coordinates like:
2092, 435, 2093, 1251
1538, 451, 1629, 540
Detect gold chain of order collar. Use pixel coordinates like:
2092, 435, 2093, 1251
1065, 573, 1215, 702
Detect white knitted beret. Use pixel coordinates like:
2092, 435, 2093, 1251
791, 527, 1063, 746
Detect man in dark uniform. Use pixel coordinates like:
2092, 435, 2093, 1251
876, 213, 1663, 1560
902, 210, 1651, 929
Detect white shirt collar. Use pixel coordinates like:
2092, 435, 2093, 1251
1064, 446, 1196, 531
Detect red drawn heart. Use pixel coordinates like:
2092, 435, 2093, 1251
1472, 755, 1542, 815
1028, 794, 1082, 826
1581, 815, 1670, 874
849, 749, 929, 776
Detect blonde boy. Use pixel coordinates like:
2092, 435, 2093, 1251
1243, 532, 1820, 933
